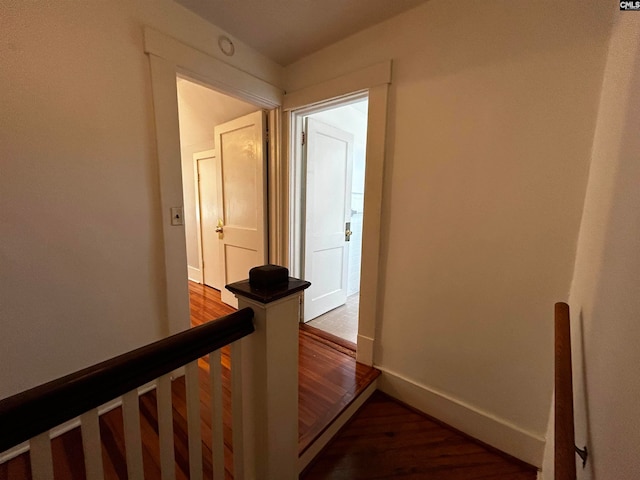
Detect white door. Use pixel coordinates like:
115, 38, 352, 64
196, 151, 222, 290
216, 110, 268, 307
303, 118, 354, 322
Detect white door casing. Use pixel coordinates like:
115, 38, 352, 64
196, 151, 222, 290
284, 61, 391, 364
303, 118, 354, 321
145, 27, 282, 335
216, 110, 268, 307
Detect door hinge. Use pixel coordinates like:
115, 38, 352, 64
198, 173, 201, 182
302, 131, 306, 146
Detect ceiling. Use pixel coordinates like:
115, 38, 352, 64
174, 0, 429, 66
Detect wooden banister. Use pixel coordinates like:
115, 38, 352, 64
555, 302, 578, 480
0, 307, 254, 452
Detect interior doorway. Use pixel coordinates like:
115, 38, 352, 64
176, 76, 268, 310
292, 95, 369, 344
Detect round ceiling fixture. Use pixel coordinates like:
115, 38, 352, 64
218, 35, 235, 57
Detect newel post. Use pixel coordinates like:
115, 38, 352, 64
226, 265, 310, 480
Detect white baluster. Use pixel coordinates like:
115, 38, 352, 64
122, 390, 144, 479
81, 409, 104, 480
29, 431, 54, 480
209, 350, 225, 479
157, 374, 176, 480
230, 340, 247, 479
185, 360, 203, 480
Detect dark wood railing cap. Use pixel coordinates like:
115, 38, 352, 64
555, 301, 578, 480
226, 265, 310, 304
0, 308, 255, 453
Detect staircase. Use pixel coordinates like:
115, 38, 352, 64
0, 268, 380, 479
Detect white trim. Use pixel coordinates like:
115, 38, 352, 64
284, 64, 391, 366
0, 382, 158, 464
268, 108, 286, 265
187, 265, 202, 284
377, 367, 545, 467
145, 28, 283, 334
283, 61, 392, 111
355, 83, 388, 366
286, 110, 304, 278
144, 28, 282, 108
193, 150, 206, 284
298, 379, 378, 473
356, 334, 374, 364
148, 54, 191, 336
193, 149, 215, 287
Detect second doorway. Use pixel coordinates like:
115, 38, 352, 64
297, 96, 369, 344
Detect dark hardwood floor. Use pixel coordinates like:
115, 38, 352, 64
0, 282, 379, 479
302, 391, 538, 480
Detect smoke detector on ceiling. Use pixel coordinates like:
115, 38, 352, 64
218, 35, 235, 57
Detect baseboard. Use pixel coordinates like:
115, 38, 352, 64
188, 266, 202, 283
298, 379, 378, 473
0, 381, 158, 464
377, 367, 545, 467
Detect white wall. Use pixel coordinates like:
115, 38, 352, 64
176, 78, 256, 281
541, 13, 640, 480
285, 0, 613, 464
0, 0, 282, 399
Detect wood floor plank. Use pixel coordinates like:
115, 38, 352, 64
302, 391, 537, 480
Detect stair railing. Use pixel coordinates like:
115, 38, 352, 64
554, 302, 587, 480
0, 266, 310, 480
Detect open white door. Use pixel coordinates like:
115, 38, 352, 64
303, 118, 354, 321
196, 150, 222, 290
216, 110, 268, 307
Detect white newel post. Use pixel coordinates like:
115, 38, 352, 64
226, 266, 310, 480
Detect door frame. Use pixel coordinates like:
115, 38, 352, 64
144, 27, 283, 335
289, 93, 367, 280
193, 149, 217, 289
284, 61, 391, 365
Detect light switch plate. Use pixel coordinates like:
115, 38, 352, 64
170, 207, 184, 226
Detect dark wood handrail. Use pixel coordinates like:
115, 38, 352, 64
0, 308, 254, 452
555, 302, 576, 480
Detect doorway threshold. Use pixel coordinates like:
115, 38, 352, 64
300, 323, 356, 358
